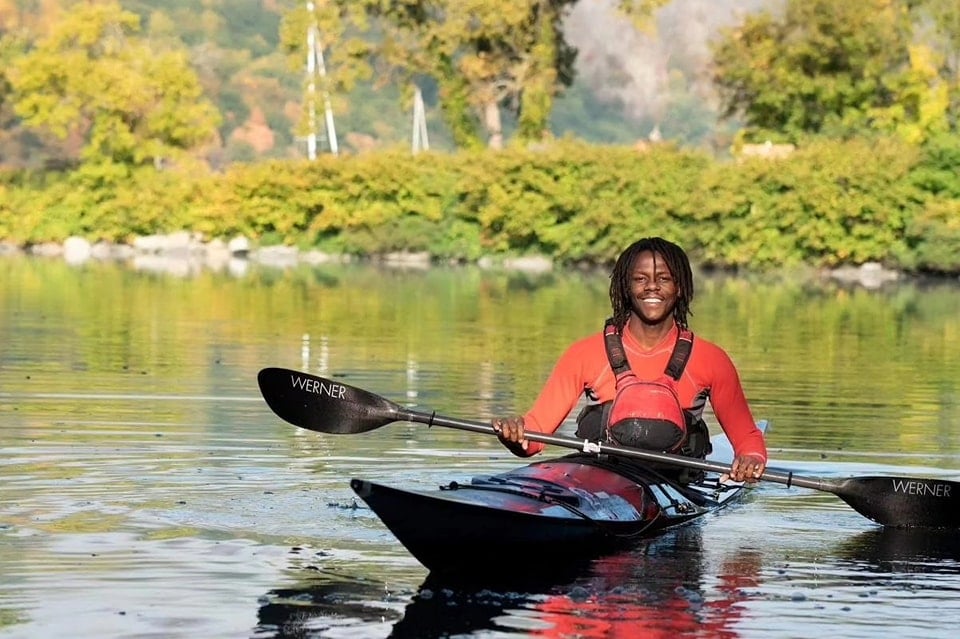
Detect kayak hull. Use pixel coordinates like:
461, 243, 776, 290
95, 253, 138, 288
351, 423, 766, 576
351, 464, 752, 575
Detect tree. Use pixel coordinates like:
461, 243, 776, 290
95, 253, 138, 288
0, 6, 43, 167
354, 0, 579, 149
908, 0, 960, 130
710, 0, 934, 142
8, 0, 221, 168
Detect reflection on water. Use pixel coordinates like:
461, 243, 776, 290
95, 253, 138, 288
838, 527, 960, 573
254, 521, 960, 639
2, 257, 960, 638
256, 526, 760, 639
257, 569, 409, 638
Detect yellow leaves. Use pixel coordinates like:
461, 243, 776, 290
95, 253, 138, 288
44, 0, 141, 51
7, 0, 221, 167
908, 43, 940, 79
458, 54, 499, 85
616, 0, 672, 35
868, 43, 951, 145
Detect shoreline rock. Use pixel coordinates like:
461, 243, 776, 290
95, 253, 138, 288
3, 234, 559, 277
826, 262, 900, 290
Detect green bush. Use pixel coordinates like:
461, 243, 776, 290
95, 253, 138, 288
0, 137, 957, 274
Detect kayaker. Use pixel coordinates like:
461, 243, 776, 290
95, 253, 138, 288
492, 236, 767, 483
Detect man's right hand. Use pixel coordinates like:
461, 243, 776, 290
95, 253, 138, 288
492, 416, 528, 451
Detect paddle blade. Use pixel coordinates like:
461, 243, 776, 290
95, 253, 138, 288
257, 367, 402, 434
834, 476, 960, 529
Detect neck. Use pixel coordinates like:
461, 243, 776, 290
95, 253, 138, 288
625, 316, 675, 349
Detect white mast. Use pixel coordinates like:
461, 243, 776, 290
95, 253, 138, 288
411, 85, 429, 154
305, 1, 338, 158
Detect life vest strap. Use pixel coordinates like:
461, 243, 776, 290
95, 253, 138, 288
603, 318, 694, 380
665, 330, 693, 381
603, 318, 631, 376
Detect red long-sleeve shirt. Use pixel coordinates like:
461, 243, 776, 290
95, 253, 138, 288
519, 322, 767, 461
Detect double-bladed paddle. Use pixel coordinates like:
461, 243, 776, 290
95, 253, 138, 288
257, 366, 960, 529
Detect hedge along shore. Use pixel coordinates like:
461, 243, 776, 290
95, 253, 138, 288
0, 232, 904, 289
3, 137, 958, 276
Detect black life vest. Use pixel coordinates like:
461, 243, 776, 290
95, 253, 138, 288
575, 318, 712, 460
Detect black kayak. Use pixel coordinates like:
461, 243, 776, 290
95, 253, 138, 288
351, 422, 767, 576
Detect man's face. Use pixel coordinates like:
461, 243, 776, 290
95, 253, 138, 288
629, 250, 678, 325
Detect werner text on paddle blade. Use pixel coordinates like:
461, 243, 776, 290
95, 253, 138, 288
291, 374, 347, 399
891, 478, 952, 498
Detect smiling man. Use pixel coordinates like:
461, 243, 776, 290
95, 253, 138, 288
492, 237, 767, 484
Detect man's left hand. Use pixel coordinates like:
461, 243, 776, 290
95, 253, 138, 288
727, 454, 766, 483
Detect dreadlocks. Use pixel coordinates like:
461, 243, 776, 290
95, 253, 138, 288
608, 237, 694, 330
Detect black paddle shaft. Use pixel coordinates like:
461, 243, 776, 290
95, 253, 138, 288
257, 367, 960, 529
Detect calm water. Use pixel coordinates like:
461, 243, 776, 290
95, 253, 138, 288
1, 255, 959, 639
